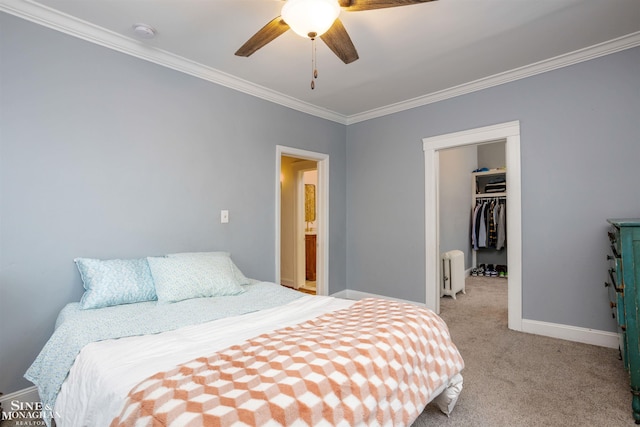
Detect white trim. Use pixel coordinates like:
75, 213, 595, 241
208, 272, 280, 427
522, 319, 619, 349
276, 146, 329, 296
346, 31, 640, 124
0, 386, 40, 407
291, 162, 317, 289
424, 146, 440, 314
330, 291, 618, 349
505, 132, 522, 331
328, 291, 619, 349
295, 169, 306, 289
2, 0, 639, 125
0, 0, 345, 125
423, 121, 522, 331
330, 289, 426, 307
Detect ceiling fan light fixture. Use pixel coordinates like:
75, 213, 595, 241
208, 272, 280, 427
281, 0, 340, 39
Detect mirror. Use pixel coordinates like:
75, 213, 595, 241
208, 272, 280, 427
305, 184, 316, 231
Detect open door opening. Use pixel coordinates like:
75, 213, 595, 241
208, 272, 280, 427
423, 121, 522, 332
280, 157, 317, 293
275, 146, 329, 296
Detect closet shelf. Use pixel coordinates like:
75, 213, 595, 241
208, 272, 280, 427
475, 192, 506, 198
472, 169, 506, 201
471, 169, 506, 177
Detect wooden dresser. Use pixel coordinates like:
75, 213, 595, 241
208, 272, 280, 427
606, 219, 640, 424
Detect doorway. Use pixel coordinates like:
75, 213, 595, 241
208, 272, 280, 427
275, 146, 329, 296
423, 121, 522, 332
438, 140, 508, 313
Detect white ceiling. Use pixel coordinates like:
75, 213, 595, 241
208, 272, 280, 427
3, 0, 640, 124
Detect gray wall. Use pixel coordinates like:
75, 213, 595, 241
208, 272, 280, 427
438, 145, 477, 269
2, 11, 640, 398
477, 140, 506, 170
346, 46, 640, 330
0, 14, 347, 393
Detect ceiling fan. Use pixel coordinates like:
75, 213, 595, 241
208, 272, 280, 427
235, 0, 437, 65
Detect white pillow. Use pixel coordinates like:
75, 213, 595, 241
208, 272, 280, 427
166, 251, 251, 285
147, 256, 245, 303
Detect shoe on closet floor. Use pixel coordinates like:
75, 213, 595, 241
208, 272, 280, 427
495, 264, 508, 278
484, 264, 493, 277
491, 264, 498, 277
476, 264, 485, 276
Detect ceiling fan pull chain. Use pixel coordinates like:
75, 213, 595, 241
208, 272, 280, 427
314, 36, 318, 80
310, 32, 318, 90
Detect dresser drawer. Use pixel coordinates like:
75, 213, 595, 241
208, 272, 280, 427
607, 271, 629, 368
608, 226, 622, 257
606, 280, 625, 323
618, 328, 628, 369
606, 255, 625, 328
606, 227, 627, 367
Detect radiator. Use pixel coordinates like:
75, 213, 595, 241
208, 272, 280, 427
441, 250, 466, 299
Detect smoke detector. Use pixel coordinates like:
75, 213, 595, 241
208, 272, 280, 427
132, 23, 156, 39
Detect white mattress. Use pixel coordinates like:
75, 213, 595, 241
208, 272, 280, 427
54, 295, 355, 427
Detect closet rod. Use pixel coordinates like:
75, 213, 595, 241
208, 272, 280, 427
476, 196, 506, 200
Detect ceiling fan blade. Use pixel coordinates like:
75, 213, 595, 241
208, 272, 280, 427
341, 0, 436, 12
320, 18, 359, 64
235, 16, 290, 57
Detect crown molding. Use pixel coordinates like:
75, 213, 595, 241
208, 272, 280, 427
0, 0, 349, 125
346, 31, 640, 125
3, 0, 639, 127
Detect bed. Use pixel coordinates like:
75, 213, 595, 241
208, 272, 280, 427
25, 253, 464, 427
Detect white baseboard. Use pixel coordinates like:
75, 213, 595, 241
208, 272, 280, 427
521, 319, 619, 349
329, 289, 425, 307
330, 290, 618, 349
0, 386, 40, 408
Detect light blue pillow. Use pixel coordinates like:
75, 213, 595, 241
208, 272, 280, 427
75, 258, 157, 309
147, 255, 245, 303
166, 252, 251, 285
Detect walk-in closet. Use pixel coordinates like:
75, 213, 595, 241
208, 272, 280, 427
438, 139, 508, 312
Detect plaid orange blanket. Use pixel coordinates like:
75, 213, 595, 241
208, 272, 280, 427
111, 298, 464, 426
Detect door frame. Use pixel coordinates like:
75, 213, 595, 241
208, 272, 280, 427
275, 145, 329, 296
293, 163, 317, 288
423, 121, 522, 331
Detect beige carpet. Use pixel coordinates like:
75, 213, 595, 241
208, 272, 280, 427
414, 276, 633, 426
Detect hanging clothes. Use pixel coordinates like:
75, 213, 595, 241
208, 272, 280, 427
478, 201, 488, 248
471, 197, 506, 250
471, 203, 481, 249
488, 200, 497, 248
496, 200, 506, 250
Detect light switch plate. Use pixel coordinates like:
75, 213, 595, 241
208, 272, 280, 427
221, 210, 229, 223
